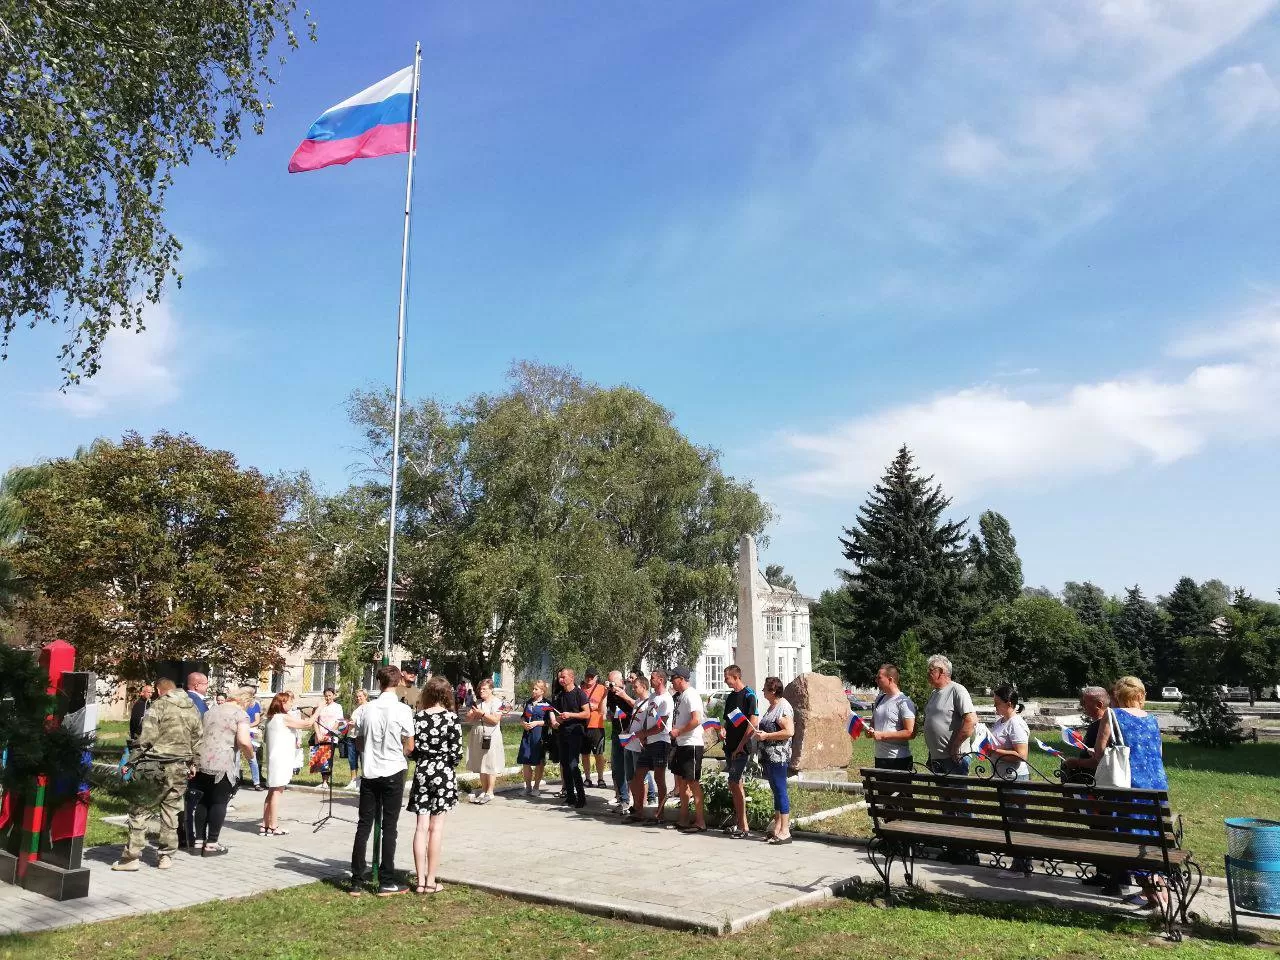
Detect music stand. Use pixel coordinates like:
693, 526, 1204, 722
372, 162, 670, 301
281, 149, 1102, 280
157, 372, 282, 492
312, 722, 357, 830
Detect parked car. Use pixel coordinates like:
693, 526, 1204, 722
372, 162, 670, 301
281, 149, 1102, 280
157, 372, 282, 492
1161, 686, 1182, 701
1225, 686, 1252, 701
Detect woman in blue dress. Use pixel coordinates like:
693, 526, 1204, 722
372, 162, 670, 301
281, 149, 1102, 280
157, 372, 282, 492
1111, 675, 1170, 912
518, 679, 551, 796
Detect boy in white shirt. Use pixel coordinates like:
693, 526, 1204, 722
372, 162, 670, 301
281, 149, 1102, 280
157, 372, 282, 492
669, 666, 707, 832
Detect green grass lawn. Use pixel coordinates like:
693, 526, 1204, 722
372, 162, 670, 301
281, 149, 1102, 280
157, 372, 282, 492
0, 870, 1264, 960
830, 737, 1280, 875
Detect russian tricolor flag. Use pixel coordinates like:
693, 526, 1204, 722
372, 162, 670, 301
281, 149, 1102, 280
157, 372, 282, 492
727, 708, 746, 727
1062, 727, 1088, 751
289, 65, 415, 173
619, 732, 635, 746
613, 706, 627, 721
847, 714, 866, 740
974, 733, 994, 758
702, 718, 723, 731
1035, 738, 1063, 758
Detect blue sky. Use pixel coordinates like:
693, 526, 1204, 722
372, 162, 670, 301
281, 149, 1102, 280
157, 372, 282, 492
4, 1, 1280, 602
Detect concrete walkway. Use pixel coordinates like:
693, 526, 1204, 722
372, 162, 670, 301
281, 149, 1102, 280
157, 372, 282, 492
1, 783, 1276, 939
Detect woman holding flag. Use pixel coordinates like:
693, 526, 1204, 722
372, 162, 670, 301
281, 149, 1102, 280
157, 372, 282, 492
517, 680, 551, 796
748, 676, 795, 845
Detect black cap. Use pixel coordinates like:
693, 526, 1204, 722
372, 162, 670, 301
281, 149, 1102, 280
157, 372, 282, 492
585, 667, 599, 678
671, 666, 692, 681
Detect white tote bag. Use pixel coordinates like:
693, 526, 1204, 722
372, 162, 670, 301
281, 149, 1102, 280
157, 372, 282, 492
1094, 708, 1132, 789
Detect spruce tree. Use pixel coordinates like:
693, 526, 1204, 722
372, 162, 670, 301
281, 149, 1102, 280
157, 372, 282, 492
1113, 585, 1158, 680
838, 446, 968, 676
1157, 577, 1209, 685
1177, 682, 1244, 748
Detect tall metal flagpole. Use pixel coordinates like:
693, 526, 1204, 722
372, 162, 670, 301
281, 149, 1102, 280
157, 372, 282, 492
382, 42, 422, 669
373, 42, 420, 892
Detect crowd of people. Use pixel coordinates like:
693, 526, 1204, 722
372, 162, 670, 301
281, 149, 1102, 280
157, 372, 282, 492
112, 654, 1172, 908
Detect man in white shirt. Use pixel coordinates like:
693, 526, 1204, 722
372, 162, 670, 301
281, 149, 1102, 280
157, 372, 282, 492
314, 687, 346, 788
349, 666, 414, 897
668, 666, 707, 832
634, 669, 674, 823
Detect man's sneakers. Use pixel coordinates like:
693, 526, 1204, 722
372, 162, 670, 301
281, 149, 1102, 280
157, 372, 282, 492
111, 857, 141, 872
377, 881, 407, 897
345, 777, 362, 791
157, 854, 173, 870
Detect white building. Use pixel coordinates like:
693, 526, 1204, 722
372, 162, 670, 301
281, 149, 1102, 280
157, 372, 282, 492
691, 570, 814, 696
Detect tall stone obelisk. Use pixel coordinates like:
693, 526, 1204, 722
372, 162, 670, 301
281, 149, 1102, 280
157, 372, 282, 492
736, 534, 765, 692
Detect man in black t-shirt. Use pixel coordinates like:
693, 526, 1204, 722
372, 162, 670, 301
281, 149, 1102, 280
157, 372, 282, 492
721, 664, 759, 838
128, 683, 154, 743
549, 667, 591, 808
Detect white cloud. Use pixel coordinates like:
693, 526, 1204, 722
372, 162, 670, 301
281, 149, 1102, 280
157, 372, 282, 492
1169, 299, 1280, 358
1208, 62, 1280, 136
46, 302, 181, 417
940, 124, 1009, 178
779, 305, 1280, 502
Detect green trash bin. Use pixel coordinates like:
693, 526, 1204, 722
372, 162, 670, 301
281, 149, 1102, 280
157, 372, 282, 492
1224, 817, 1280, 934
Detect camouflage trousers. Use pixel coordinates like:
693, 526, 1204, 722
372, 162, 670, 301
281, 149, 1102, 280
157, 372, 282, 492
124, 760, 190, 860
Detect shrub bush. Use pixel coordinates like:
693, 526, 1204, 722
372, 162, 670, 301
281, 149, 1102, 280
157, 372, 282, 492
699, 770, 773, 830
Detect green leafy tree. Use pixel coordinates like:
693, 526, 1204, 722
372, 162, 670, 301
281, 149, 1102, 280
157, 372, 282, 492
895, 630, 931, 712
7, 432, 326, 681
837, 446, 968, 683
810, 588, 857, 679
968, 510, 1023, 603
763, 564, 797, 590
1, 0, 315, 381
971, 594, 1117, 696
322, 364, 770, 681
1063, 581, 1109, 632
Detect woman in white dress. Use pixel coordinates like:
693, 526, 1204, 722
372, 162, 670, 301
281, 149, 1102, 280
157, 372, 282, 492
261, 691, 315, 836
464, 678, 505, 803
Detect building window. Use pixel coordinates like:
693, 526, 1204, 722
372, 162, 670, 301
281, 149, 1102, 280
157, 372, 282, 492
306, 660, 338, 693
269, 670, 286, 694
703, 655, 725, 692
766, 614, 784, 644
361, 665, 381, 692
790, 653, 800, 679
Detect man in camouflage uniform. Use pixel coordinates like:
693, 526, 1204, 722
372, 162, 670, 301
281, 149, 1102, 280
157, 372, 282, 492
112, 678, 203, 871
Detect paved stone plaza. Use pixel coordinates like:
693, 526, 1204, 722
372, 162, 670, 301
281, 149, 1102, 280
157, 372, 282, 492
0, 783, 1275, 938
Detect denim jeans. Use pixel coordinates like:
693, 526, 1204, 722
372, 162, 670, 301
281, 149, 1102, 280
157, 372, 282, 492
765, 761, 790, 814
351, 771, 405, 881
611, 737, 630, 804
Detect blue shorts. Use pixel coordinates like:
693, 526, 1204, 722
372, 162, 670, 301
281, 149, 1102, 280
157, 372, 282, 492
725, 753, 749, 783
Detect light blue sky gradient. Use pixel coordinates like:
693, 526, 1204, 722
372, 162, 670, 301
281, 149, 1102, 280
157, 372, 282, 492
4, 1, 1280, 601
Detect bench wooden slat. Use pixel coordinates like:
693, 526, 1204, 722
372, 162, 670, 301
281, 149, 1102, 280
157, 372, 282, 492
862, 768, 1170, 801
873, 807, 1176, 846
878, 820, 1188, 868
872, 797, 1173, 840
864, 779, 1173, 819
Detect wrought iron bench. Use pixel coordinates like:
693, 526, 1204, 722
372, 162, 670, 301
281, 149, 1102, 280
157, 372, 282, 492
860, 766, 1202, 940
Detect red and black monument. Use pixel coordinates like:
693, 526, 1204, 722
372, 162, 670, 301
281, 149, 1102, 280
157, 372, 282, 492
0, 639, 98, 900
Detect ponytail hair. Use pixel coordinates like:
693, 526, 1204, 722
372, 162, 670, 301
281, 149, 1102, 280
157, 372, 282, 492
993, 683, 1023, 713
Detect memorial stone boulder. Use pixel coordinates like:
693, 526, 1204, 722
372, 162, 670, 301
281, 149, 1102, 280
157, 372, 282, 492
784, 672, 850, 772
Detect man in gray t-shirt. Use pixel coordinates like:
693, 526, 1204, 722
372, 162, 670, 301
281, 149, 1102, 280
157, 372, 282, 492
922, 655, 976, 774
870, 664, 916, 770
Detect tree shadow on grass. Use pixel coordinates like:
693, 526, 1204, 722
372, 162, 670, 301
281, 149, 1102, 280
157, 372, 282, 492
835, 878, 1261, 946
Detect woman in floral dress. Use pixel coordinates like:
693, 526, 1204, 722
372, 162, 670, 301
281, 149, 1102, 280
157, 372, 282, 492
408, 676, 462, 894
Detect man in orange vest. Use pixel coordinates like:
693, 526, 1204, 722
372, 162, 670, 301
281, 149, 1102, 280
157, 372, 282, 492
580, 668, 609, 789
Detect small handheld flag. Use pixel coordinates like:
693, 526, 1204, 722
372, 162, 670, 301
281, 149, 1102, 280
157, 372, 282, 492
619, 732, 635, 746
727, 708, 747, 727
1035, 738, 1064, 758
702, 718, 723, 731
847, 714, 867, 740
973, 733, 994, 758
1062, 727, 1089, 751
613, 706, 627, 721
